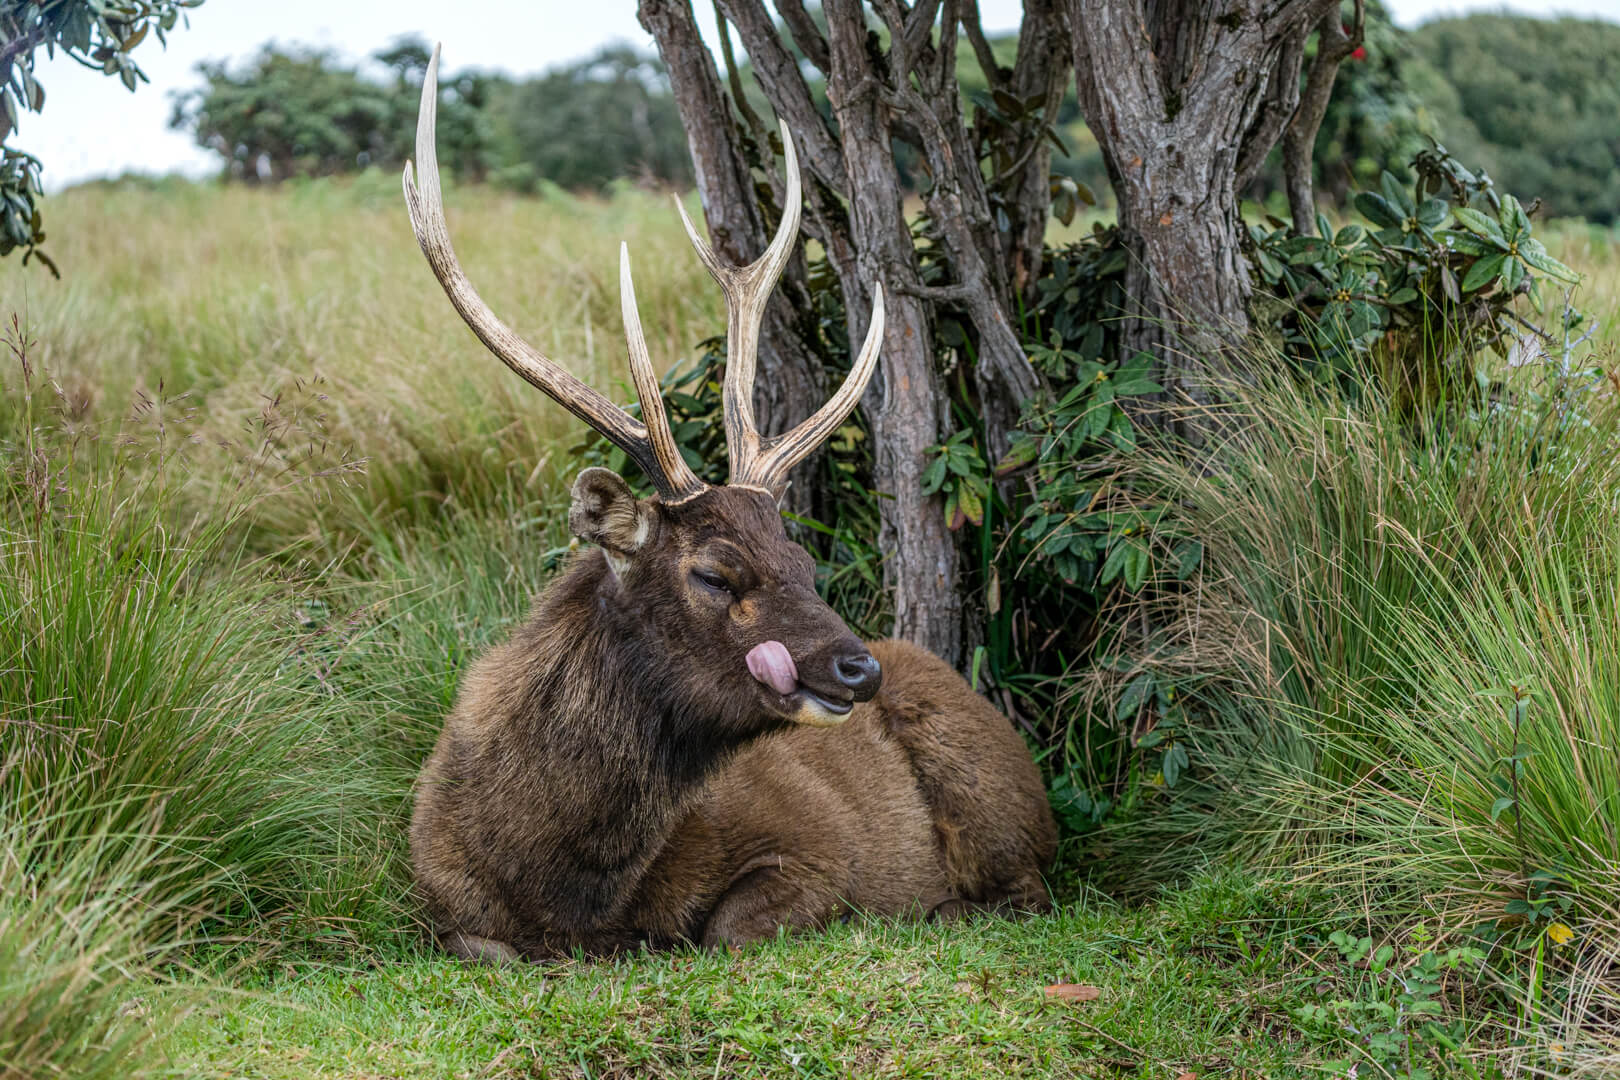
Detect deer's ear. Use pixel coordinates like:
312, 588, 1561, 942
569, 468, 654, 577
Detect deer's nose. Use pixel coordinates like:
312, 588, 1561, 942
833, 651, 883, 701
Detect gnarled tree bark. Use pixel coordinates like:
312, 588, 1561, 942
1064, 0, 1341, 394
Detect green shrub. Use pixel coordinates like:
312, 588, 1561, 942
1250, 146, 1582, 408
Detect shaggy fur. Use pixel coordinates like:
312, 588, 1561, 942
411, 473, 1056, 959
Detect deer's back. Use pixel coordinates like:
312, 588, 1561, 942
654, 638, 1057, 936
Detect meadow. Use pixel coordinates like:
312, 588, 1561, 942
3, 172, 1618, 1078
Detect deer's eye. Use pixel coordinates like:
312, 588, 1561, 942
692, 569, 733, 596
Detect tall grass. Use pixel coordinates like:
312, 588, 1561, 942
0, 173, 724, 561
1, 393, 395, 924
1122, 355, 1620, 896
1539, 220, 1620, 353
1097, 353, 1620, 1054
0, 804, 205, 1080
2, 187, 615, 1068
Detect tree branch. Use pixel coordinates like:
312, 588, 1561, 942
904, 0, 943, 66
1283, 0, 1365, 233
959, 0, 1007, 88
895, 281, 977, 302
1234, 22, 1306, 191
713, 4, 768, 142
775, 0, 830, 73
715, 0, 847, 192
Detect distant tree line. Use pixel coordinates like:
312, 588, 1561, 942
169, 36, 693, 192
170, 13, 1620, 224
1411, 14, 1620, 224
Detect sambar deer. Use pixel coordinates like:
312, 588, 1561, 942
404, 46, 1055, 963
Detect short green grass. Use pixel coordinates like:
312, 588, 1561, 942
164, 874, 1452, 1080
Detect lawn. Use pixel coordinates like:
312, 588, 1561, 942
164, 874, 1483, 1079
3, 176, 1618, 1079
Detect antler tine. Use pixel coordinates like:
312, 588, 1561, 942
673, 119, 802, 484
403, 43, 705, 503
674, 120, 885, 497
619, 244, 706, 500
739, 285, 885, 494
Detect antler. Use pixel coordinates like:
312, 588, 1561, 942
675, 121, 885, 496
403, 44, 706, 503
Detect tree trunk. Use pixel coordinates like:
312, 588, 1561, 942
996, 0, 1072, 310
1065, 0, 1338, 391
1281, 2, 1366, 235
823, 0, 962, 661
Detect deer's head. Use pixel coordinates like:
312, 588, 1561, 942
404, 46, 885, 727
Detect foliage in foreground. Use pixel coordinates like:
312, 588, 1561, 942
0, 0, 203, 270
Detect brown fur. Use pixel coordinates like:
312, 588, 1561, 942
410, 474, 1056, 959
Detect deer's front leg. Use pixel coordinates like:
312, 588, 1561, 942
700, 857, 848, 948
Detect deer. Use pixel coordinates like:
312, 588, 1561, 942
403, 46, 1056, 963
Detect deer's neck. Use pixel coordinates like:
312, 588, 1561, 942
505, 554, 752, 934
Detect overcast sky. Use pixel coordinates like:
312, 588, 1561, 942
17, 0, 1620, 191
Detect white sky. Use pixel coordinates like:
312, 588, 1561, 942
17, 0, 1620, 191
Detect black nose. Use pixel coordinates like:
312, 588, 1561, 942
833, 651, 882, 701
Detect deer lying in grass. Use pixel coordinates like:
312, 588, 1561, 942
404, 47, 1055, 963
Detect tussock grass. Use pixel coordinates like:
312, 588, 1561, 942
1, 419, 393, 938
1179, 361, 1617, 901
1101, 354, 1620, 1059
0, 805, 205, 1080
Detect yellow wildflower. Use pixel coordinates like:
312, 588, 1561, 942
1547, 922, 1575, 946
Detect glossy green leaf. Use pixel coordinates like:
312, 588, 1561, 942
1354, 192, 1401, 229
1518, 239, 1581, 283
1441, 230, 1498, 256
1454, 206, 1506, 244
1461, 252, 1507, 292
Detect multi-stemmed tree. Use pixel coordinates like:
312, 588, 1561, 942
638, 0, 1364, 664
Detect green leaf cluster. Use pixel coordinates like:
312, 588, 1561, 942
1250, 144, 1582, 401
921, 429, 988, 532
1293, 930, 1490, 1079
0, 0, 202, 272
997, 345, 1166, 592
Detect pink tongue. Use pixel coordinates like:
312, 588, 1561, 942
746, 640, 799, 696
